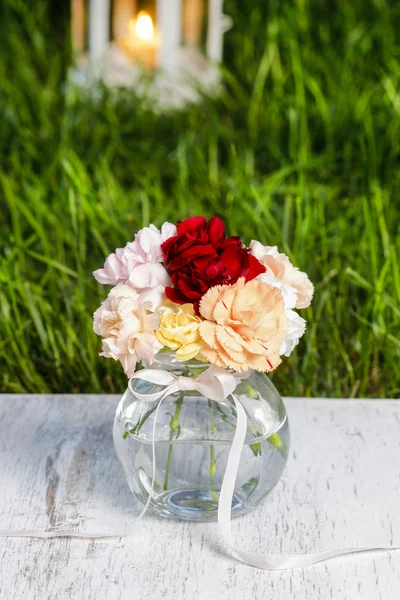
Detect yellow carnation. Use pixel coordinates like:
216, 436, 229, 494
156, 301, 205, 361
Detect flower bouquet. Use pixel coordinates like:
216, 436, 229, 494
93, 216, 313, 524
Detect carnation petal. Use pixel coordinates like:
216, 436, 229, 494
134, 334, 162, 366
161, 222, 178, 241
136, 227, 163, 261
175, 341, 204, 361
206, 216, 225, 245
177, 278, 203, 301
200, 345, 225, 367
93, 267, 116, 285
280, 309, 306, 356
165, 286, 189, 305
246, 253, 266, 280
199, 320, 219, 349
120, 352, 138, 378
219, 244, 244, 278
177, 216, 206, 235
215, 326, 244, 353
137, 286, 166, 312
214, 342, 247, 371
199, 284, 225, 320
213, 284, 238, 322
247, 352, 281, 372
129, 262, 171, 289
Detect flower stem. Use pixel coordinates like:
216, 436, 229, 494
268, 432, 288, 458
122, 404, 158, 439
208, 400, 219, 501
163, 393, 183, 491
209, 444, 216, 484
163, 445, 174, 492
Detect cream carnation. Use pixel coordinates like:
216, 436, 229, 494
250, 240, 312, 356
93, 223, 177, 311
255, 270, 306, 357
93, 284, 162, 377
279, 310, 306, 357
250, 241, 314, 309
199, 278, 288, 372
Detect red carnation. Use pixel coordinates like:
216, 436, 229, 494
161, 216, 265, 309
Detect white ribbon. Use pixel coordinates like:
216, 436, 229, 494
128, 365, 239, 404
128, 366, 399, 570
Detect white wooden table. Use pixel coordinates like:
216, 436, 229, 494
0, 395, 399, 600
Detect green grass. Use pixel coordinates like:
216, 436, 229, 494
1, 0, 399, 397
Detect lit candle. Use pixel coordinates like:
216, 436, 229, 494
121, 11, 159, 69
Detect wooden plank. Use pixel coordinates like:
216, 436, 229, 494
0, 395, 399, 599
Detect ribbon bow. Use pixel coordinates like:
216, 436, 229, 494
129, 365, 239, 404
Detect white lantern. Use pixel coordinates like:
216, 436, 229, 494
71, 0, 232, 104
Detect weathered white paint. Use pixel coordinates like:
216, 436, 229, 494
0, 395, 399, 599
89, 0, 111, 63
207, 0, 231, 62
156, 0, 182, 69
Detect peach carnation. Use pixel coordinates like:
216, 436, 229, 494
198, 278, 288, 372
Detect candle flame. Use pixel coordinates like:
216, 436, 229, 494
131, 11, 154, 41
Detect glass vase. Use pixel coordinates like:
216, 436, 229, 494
113, 353, 290, 521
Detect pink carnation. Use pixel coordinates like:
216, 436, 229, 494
93, 223, 177, 311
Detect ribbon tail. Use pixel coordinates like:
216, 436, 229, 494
133, 395, 165, 524
218, 396, 400, 570
217, 395, 248, 556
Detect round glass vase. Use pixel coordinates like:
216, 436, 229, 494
113, 354, 290, 521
